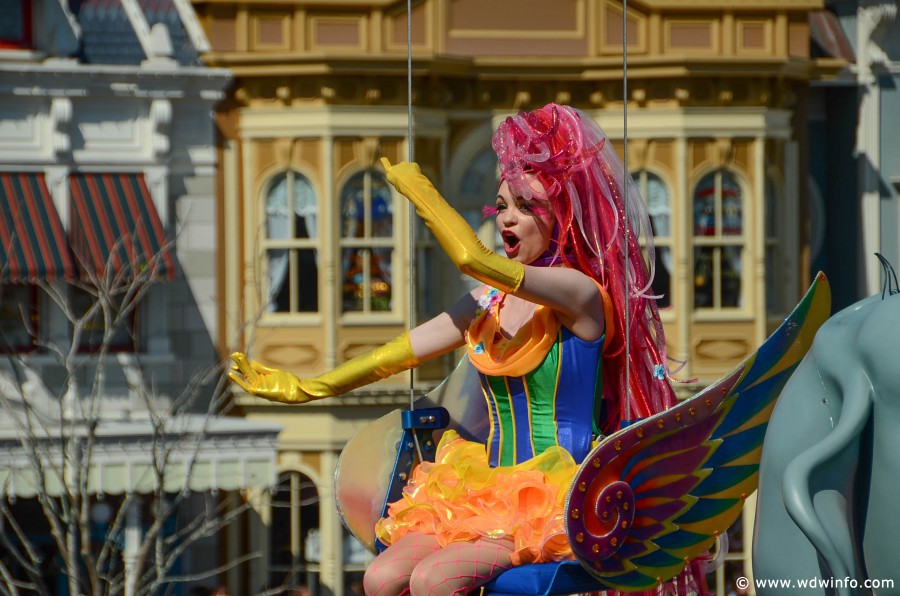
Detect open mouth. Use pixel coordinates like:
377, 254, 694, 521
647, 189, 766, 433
501, 231, 520, 256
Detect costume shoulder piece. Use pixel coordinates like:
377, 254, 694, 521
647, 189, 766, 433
466, 287, 560, 377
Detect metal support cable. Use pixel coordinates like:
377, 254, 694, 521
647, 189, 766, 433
405, 0, 423, 462
623, 0, 632, 423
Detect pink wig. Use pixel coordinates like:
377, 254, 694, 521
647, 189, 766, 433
492, 104, 675, 432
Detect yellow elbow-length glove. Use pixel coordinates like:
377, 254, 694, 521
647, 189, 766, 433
381, 158, 524, 294
229, 333, 419, 404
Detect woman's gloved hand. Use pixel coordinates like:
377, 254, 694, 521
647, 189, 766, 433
228, 332, 420, 404
229, 353, 313, 403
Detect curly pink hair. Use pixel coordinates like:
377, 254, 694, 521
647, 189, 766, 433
492, 103, 675, 432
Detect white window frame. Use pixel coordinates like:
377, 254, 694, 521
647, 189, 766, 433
691, 168, 749, 315
337, 168, 402, 323
259, 169, 321, 320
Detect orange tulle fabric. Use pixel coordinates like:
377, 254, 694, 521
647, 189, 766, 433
375, 430, 579, 566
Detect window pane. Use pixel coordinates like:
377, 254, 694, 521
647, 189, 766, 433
266, 172, 319, 240
765, 177, 778, 238
341, 171, 393, 239
342, 248, 364, 312
340, 171, 395, 314
722, 171, 743, 236
267, 249, 319, 313
270, 476, 293, 569
269, 472, 319, 590
294, 177, 317, 238
653, 246, 672, 309
0, 2, 27, 45
371, 173, 393, 238
370, 248, 392, 311
73, 287, 135, 352
268, 249, 289, 311
341, 173, 365, 239
295, 249, 319, 312
266, 172, 317, 239
693, 174, 716, 236
267, 174, 291, 239
0, 285, 36, 352
266, 172, 318, 313
341, 248, 393, 313
722, 245, 742, 307
645, 173, 670, 237
693, 247, 714, 308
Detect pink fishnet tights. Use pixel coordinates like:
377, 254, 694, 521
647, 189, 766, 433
363, 532, 516, 596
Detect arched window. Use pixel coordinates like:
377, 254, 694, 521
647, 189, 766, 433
264, 171, 318, 313
692, 170, 744, 309
269, 471, 320, 591
632, 170, 673, 308
339, 170, 394, 313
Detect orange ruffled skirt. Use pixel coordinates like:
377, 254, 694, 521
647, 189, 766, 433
375, 430, 579, 566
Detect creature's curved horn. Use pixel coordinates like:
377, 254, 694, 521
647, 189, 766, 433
875, 252, 899, 298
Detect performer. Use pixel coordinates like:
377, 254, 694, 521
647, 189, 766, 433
230, 104, 677, 595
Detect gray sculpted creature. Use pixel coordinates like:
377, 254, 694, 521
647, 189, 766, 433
754, 255, 900, 595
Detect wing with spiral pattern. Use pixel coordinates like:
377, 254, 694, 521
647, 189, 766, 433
565, 272, 831, 592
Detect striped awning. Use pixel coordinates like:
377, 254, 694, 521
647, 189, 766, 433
0, 416, 281, 498
69, 173, 176, 281
0, 173, 76, 283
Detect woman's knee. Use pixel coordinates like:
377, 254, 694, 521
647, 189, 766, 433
408, 563, 449, 596
363, 561, 408, 596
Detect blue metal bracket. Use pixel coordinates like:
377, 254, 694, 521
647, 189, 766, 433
374, 407, 449, 553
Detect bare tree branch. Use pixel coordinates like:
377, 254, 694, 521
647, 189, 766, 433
0, 239, 274, 595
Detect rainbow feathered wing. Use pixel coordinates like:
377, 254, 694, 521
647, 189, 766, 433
565, 273, 831, 591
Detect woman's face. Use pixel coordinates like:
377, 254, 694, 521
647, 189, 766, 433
495, 177, 555, 265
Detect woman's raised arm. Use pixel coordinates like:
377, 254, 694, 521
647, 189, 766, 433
382, 158, 604, 342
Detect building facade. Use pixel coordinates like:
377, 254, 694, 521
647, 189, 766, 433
0, 0, 279, 592
807, 0, 900, 311
193, 0, 849, 593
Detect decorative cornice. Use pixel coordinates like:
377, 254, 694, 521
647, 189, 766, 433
0, 64, 230, 100
232, 73, 800, 114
